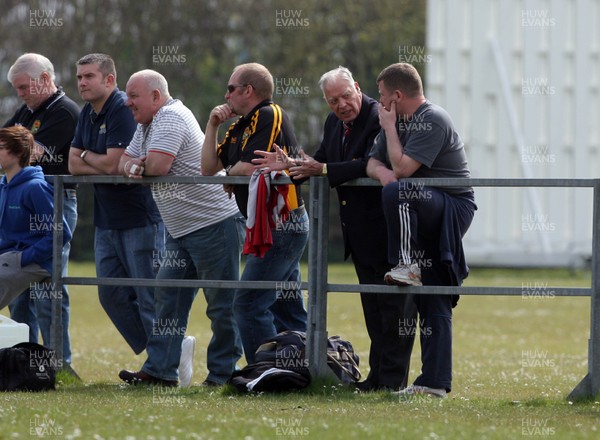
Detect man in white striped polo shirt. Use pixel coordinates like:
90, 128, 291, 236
116, 69, 243, 387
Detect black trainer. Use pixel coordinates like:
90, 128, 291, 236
119, 370, 177, 387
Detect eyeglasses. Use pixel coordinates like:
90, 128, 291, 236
227, 84, 248, 94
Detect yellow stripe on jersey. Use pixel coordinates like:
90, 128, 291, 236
237, 104, 283, 152
282, 144, 300, 210
217, 117, 242, 156
240, 112, 259, 152
284, 176, 300, 210
266, 104, 283, 152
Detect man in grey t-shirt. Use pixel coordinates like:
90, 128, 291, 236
367, 63, 476, 398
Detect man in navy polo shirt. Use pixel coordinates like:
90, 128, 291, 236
68, 54, 167, 369
3, 53, 80, 374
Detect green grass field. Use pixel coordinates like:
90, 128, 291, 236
1, 263, 599, 439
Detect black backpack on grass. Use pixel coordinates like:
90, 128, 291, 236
326, 335, 361, 384
0, 342, 57, 391
229, 331, 361, 392
230, 331, 311, 392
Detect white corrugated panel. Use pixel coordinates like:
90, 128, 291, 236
426, 0, 599, 267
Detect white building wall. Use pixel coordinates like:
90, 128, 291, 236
426, 0, 599, 267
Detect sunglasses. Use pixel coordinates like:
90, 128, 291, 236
227, 84, 248, 93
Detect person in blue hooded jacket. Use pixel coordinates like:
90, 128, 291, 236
0, 125, 71, 310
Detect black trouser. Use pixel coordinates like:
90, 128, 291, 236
382, 181, 476, 392
354, 259, 417, 390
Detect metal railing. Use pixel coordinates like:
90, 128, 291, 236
47, 175, 599, 400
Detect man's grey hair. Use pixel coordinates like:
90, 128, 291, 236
7, 53, 56, 83
318, 66, 355, 92
130, 69, 170, 97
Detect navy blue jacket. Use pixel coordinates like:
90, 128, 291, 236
312, 93, 386, 264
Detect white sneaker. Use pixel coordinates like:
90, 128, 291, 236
384, 263, 422, 286
394, 384, 447, 398
178, 336, 195, 388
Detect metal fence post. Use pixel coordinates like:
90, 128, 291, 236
306, 176, 333, 378
569, 181, 600, 400
51, 175, 64, 366
592, 181, 600, 397
51, 175, 598, 398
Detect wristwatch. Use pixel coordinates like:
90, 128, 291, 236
322, 163, 327, 175
80, 150, 89, 160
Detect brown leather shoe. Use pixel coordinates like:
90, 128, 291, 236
119, 370, 177, 387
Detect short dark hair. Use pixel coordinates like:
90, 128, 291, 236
0, 126, 34, 167
233, 63, 274, 100
76, 53, 116, 79
376, 63, 423, 98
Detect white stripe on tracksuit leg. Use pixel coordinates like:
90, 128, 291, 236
398, 202, 412, 265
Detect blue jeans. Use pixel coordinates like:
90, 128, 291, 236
95, 221, 165, 355
8, 292, 38, 343
235, 207, 309, 364
142, 215, 243, 383
8, 189, 77, 364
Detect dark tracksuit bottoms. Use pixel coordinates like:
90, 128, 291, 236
382, 180, 476, 392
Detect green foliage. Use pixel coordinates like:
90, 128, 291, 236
0, 0, 426, 261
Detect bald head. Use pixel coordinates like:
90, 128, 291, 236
126, 69, 171, 125
128, 69, 170, 97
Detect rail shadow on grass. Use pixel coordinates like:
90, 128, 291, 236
55, 376, 376, 401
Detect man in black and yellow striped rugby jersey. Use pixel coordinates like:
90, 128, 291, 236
202, 62, 308, 364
